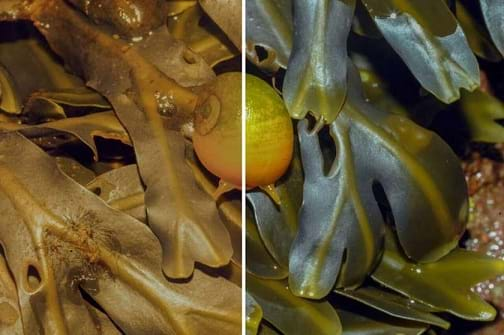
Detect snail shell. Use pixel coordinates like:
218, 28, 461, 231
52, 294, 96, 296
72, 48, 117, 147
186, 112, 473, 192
193, 72, 242, 193
193, 73, 294, 202
246, 74, 293, 201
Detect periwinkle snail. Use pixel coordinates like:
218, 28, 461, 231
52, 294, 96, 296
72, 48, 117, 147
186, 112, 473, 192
193, 72, 242, 198
193, 73, 293, 203
245, 74, 293, 203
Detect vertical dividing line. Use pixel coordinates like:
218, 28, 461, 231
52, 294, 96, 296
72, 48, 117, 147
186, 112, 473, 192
241, 0, 247, 333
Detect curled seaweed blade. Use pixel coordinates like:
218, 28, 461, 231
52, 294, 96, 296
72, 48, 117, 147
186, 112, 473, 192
480, 0, 504, 57
372, 227, 504, 321
23, 88, 110, 121
90, 159, 241, 277
29, 0, 232, 278
289, 63, 467, 298
86, 165, 146, 222
138, 129, 233, 278
459, 89, 504, 143
289, 117, 383, 299
359, 68, 408, 116
0, 64, 21, 114
0, 111, 131, 160
246, 293, 263, 335
246, 0, 293, 72
337, 309, 427, 335
0, 132, 241, 334
258, 323, 281, 335
0, 250, 23, 334
282, 0, 355, 123
56, 157, 96, 186
199, 0, 242, 50
456, 0, 502, 62
185, 144, 242, 286
247, 144, 302, 267
28, 88, 109, 108
0, 26, 91, 104
335, 286, 449, 329
167, 1, 198, 17
247, 274, 342, 335
167, 4, 239, 67
352, 0, 381, 38
247, 189, 296, 268
246, 208, 288, 280
361, 0, 480, 103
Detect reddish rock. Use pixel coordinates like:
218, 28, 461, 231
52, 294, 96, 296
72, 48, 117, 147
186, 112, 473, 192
463, 144, 504, 314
